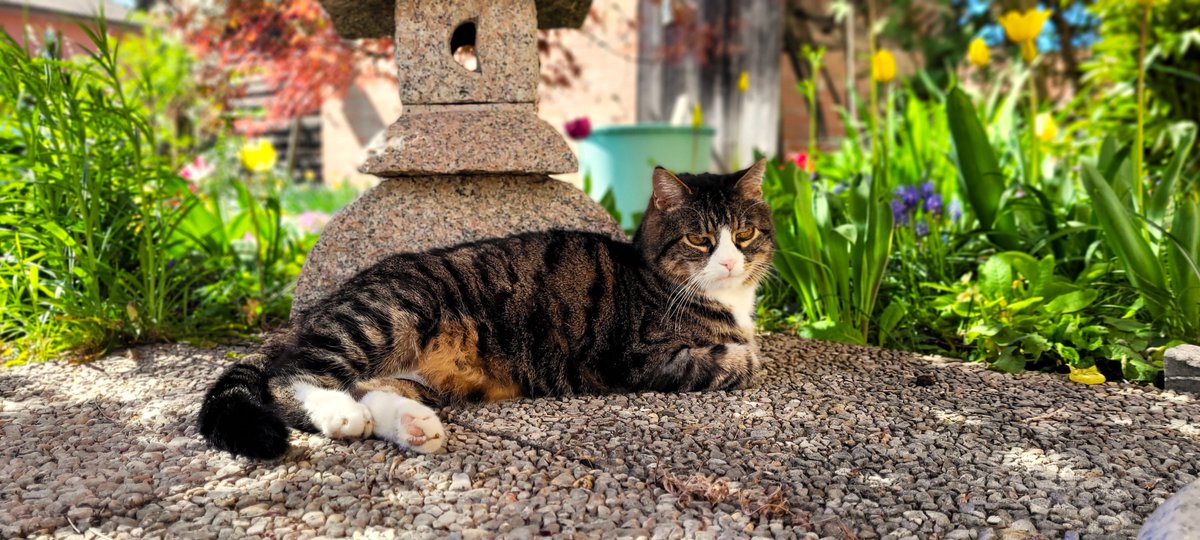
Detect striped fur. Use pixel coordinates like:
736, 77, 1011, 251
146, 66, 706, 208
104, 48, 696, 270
199, 160, 775, 458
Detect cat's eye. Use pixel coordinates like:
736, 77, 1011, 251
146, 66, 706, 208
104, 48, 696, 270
734, 228, 757, 243
684, 233, 712, 250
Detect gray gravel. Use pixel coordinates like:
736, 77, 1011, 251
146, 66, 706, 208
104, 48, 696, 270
1, 335, 1198, 539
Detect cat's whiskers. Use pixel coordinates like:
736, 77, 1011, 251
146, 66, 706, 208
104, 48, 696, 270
661, 272, 701, 327
666, 273, 719, 332
662, 272, 710, 330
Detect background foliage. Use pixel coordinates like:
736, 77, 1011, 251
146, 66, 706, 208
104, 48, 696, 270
0, 24, 349, 364
759, 1, 1200, 385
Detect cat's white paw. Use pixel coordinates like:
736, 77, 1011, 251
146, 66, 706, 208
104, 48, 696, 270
360, 391, 445, 453
293, 382, 374, 439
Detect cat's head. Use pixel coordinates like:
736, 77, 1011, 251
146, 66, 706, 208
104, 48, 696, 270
634, 159, 774, 292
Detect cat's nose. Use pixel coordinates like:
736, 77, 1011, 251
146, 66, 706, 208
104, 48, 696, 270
719, 259, 738, 272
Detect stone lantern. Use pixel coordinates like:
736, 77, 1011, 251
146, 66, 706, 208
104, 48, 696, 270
293, 0, 621, 314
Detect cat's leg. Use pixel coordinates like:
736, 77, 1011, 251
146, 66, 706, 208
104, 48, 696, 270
288, 376, 375, 439
646, 342, 759, 392
274, 303, 427, 441
351, 378, 447, 453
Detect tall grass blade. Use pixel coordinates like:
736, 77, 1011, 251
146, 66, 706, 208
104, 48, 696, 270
947, 88, 1018, 248
1079, 162, 1170, 307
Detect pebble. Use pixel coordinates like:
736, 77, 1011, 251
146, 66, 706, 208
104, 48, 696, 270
0, 336, 1193, 538
450, 473, 471, 491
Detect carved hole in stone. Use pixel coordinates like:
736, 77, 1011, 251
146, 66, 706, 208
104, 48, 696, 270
450, 21, 480, 73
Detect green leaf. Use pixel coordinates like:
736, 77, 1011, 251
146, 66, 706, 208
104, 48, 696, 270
1103, 317, 1148, 333
1054, 343, 1081, 364
1122, 356, 1162, 382
1018, 334, 1051, 358
947, 89, 1018, 249
878, 302, 906, 346
1166, 195, 1200, 336
978, 256, 1012, 297
796, 319, 866, 345
1044, 289, 1099, 315
990, 347, 1027, 373
1079, 162, 1170, 308
1006, 297, 1044, 312
1148, 124, 1196, 225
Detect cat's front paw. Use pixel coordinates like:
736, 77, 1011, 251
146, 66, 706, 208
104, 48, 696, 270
360, 391, 446, 453
310, 396, 375, 439
713, 342, 758, 390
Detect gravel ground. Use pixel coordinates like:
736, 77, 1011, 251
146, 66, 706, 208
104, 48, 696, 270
1, 334, 1198, 539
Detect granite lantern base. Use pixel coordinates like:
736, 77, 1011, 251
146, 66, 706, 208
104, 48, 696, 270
291, 175, 625, 316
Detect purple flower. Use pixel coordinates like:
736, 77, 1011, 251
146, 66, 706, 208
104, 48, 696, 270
564, 117, 592, 140
949, 199, 964, 221
925, 193, 943, 216
914, 218, 928, 238
891, 199, 910, 225
901, 185, 920, 208
920, 181, 935, 199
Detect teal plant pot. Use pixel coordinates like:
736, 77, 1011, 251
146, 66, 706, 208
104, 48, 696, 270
578, 123, 715, 229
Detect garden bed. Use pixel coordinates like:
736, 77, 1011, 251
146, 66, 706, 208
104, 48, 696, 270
1, 334, 1195, 538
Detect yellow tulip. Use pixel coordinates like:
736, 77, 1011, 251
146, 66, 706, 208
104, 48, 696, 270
872, 49, 896, 83
239, 139, 277, 173
999, 9, 1050, 62
1035, 112, 1058, 142
999, 9, 1051, 44
737, 71, 749, 93
967, 38, 990, 67
1068, 365, 1106, 385
691, 103, 704, 129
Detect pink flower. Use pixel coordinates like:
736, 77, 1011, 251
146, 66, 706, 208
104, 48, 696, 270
564, 117, 592, 140
293, 211, 332, 233
180, 155, 214, 181
791, 152, 815, 173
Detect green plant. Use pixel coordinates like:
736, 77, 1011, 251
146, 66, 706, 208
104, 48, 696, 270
1081, 0, 1200, 173
0, 22, 329, 364
583, 174, 641, 237
0, 24, 202, 360
177, 178, 308, 331
928, 252, 1160, 381
765, 156, 894, 344
116, 20, 222, 168
1079, 127, 1200, 344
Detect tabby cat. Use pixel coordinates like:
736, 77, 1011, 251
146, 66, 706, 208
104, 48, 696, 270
199, 160, 774, 459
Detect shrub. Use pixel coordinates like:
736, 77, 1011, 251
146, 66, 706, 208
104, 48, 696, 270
0, 23, 338, 363
0, 25, 201, 359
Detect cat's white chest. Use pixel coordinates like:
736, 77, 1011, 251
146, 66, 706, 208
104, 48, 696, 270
706, 285, 757, 331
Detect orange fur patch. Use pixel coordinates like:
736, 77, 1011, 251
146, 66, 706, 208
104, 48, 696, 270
416, 321, 521, 402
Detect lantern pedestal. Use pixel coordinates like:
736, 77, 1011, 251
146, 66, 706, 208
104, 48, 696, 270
294, 0, 610, 316
360, 109, 576, 177
292, 175, 623, 315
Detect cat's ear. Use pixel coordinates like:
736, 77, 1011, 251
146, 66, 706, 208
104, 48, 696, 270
734, 158, 767, 200
652, 166, 691, 211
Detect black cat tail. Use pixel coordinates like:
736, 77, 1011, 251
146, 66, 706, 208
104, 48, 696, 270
198, 350, 290, 460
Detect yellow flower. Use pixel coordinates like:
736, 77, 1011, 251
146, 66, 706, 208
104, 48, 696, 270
737, 71, 749, 93
691, 103, 704, 128
1035, 112, 1058, 142
1068, 365, 1106, 385
999, 9, 1051, 62
999, 9, 1051, 44
967, 38, 990, 67
872, 49, 896, 83
239, 139, 277, 173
